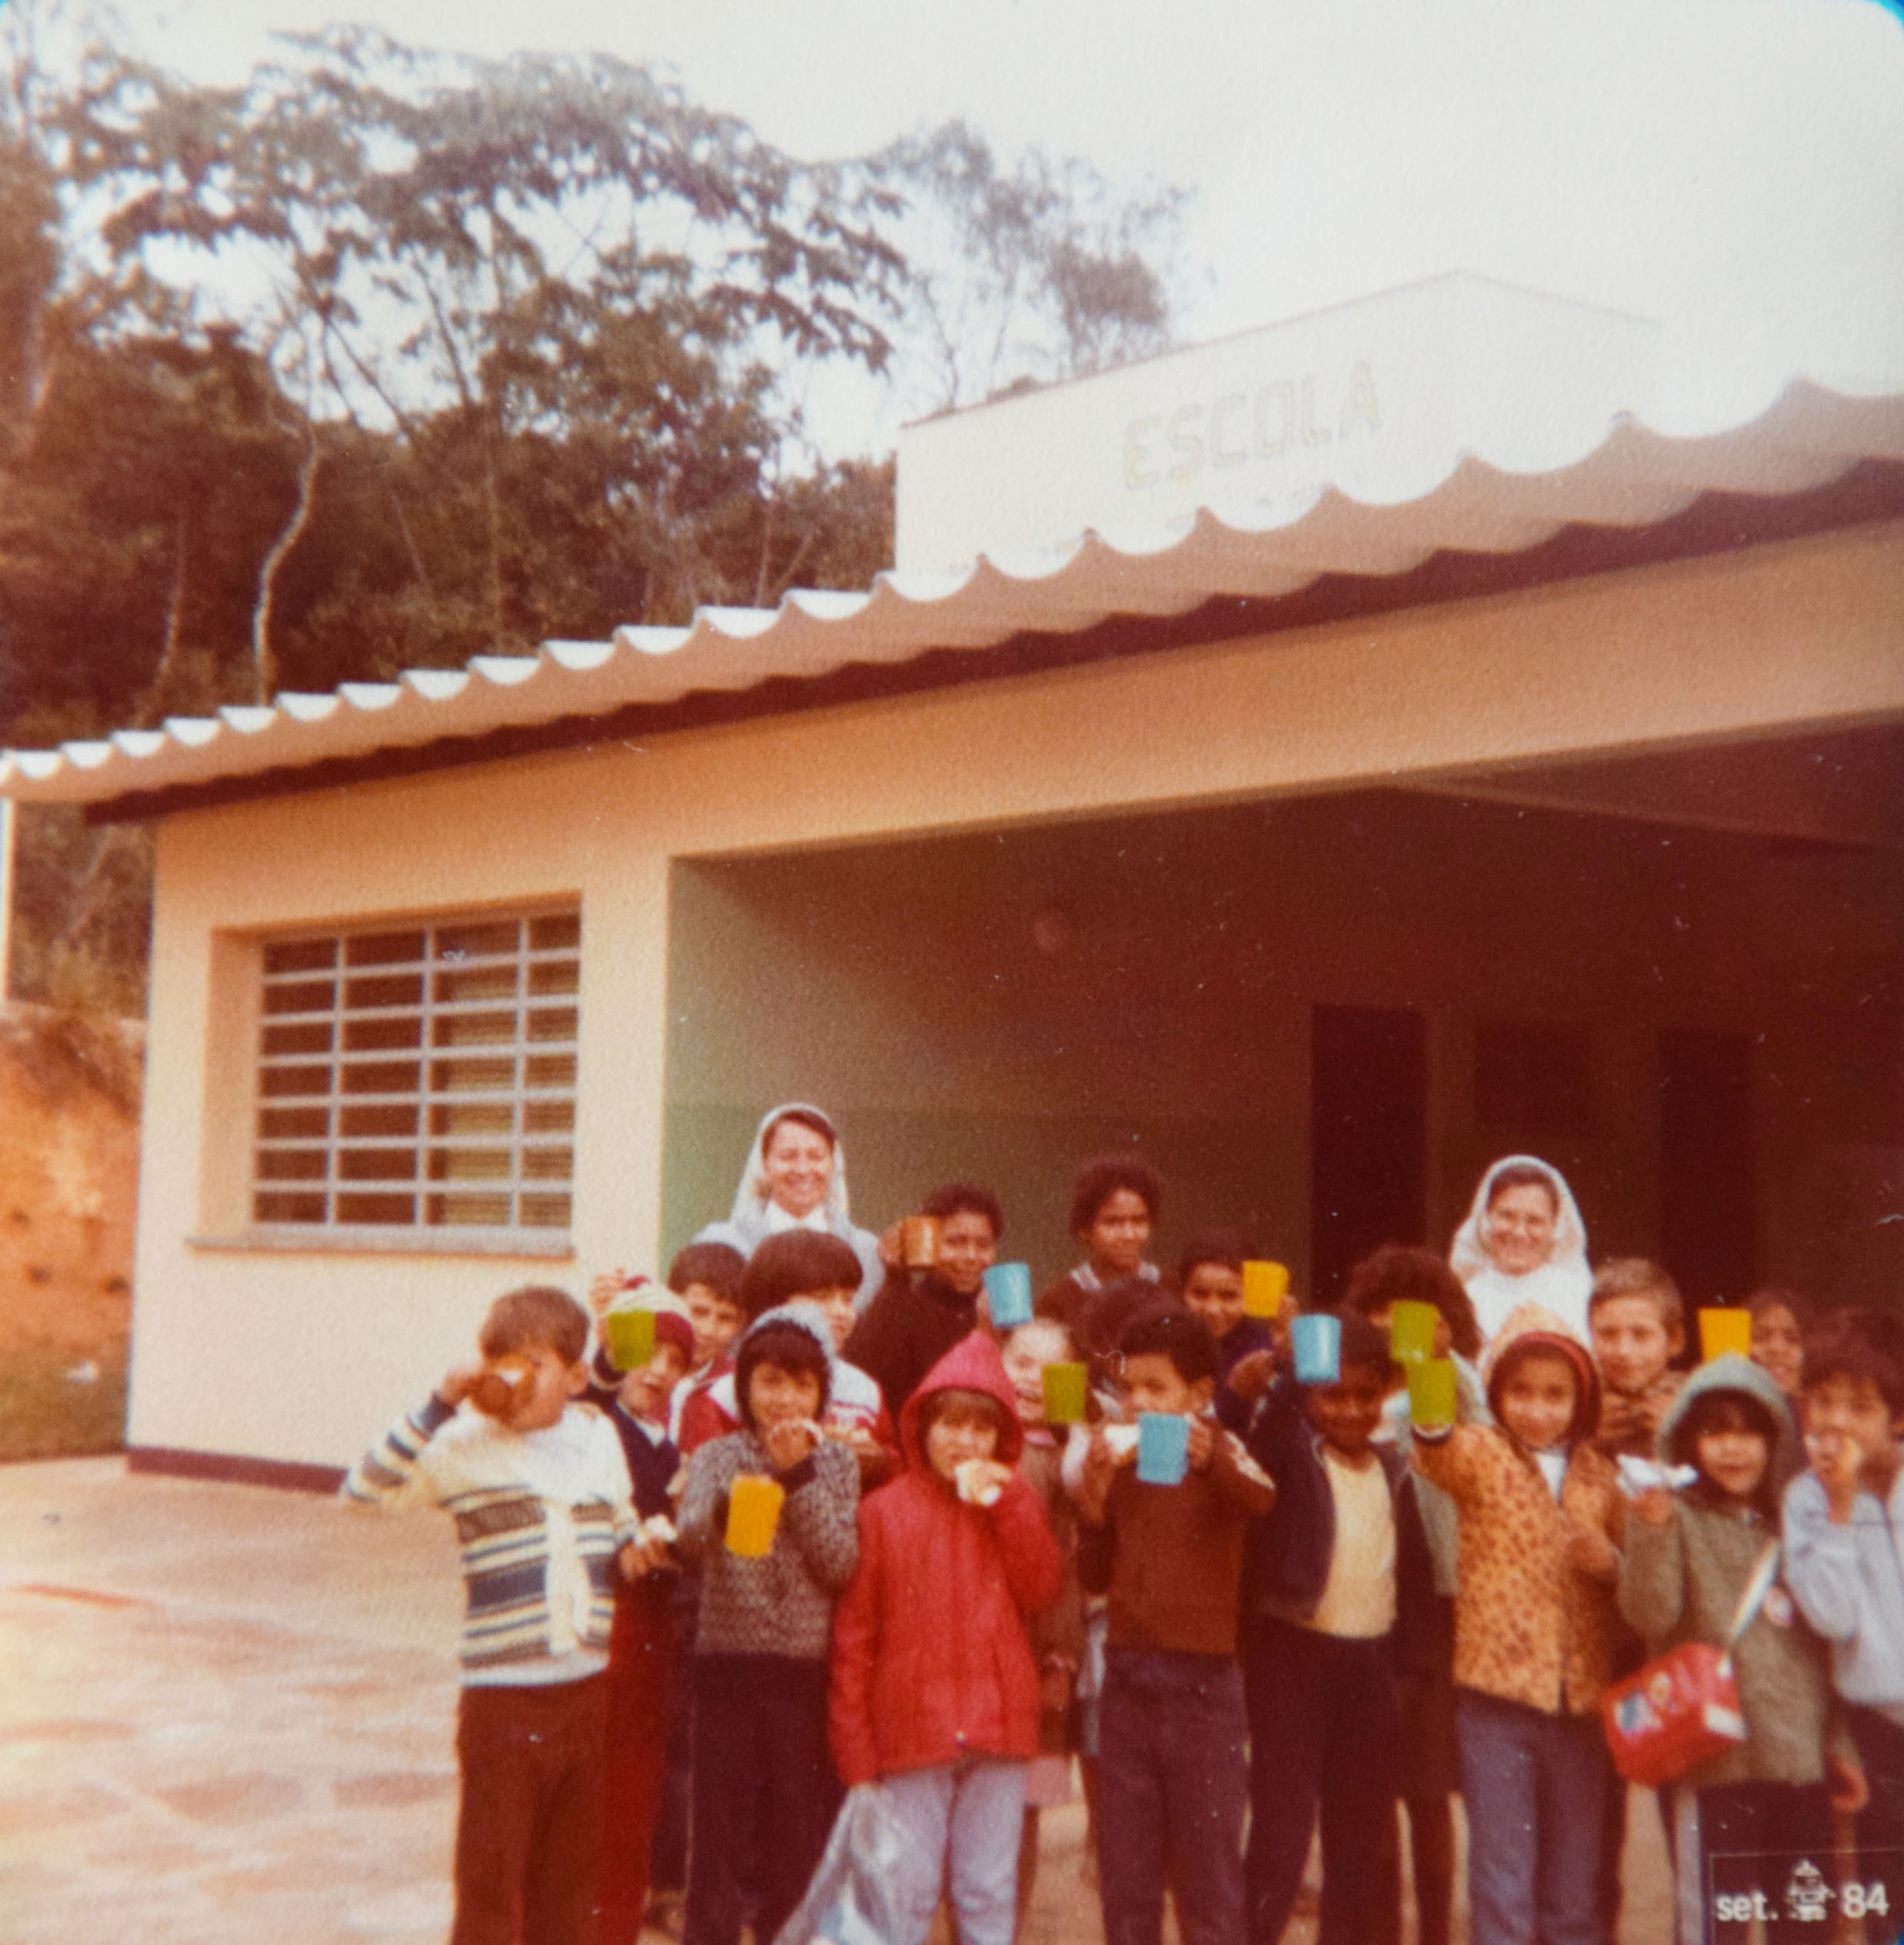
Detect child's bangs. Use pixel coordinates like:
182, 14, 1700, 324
923, 1387, 1009, 1434
1669, 1387, 1777, 1463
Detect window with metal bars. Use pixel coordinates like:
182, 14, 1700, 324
251, 909, 580, 1233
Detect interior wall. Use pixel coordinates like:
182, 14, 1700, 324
663, 788, 1902, 1301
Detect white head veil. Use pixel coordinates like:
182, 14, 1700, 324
697, 1101, 884, 1309
1449, 1154, 1593, 1344
727, 1102, 854, 1231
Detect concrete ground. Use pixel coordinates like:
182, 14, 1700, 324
0, 1459, 1672, 1944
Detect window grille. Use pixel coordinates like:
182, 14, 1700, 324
251, 909, 580, 1232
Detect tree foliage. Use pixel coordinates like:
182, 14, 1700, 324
0, 16, 1190, 1010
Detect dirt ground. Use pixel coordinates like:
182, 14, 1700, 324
0, 1458, 1677, 1945
0, 1007, 141, 1457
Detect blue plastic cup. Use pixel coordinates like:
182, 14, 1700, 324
1292, 1312, 1343, 1384
1136, 1412, 1191, 1485
984, 1262, 1034, 1329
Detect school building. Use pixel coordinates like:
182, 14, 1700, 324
4, 273, 1900, 1483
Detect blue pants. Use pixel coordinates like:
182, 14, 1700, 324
1243, 1615, 1400, 1945
1456, 1687, 1608, 1945
1097, 1648, 1249, 1945
879, 1757, 1027, 1945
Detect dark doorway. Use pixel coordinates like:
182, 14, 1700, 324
1659, 1028, 1756, 1305
1310, 1004, 1428, 1306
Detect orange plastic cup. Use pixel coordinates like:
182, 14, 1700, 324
1242, 1261, 1290, 1320
900, 1215, 940, 1269
725, 1474, 785, 1557
1406, 1359, 1458, 1429
1699, 1308, 1752, 1363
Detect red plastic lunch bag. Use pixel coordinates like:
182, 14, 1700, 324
1601, 1541, 1777, 1789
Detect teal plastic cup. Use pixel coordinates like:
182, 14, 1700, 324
1292, 1312, 1342, 1384
1136, 1412, 1190, 1485
984, 1263, 1034, 1328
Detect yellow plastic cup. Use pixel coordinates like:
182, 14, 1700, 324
1699, 1308, 1752, 1363
1042, 1361, 1089, 1425
1242, 1261, 1290, 1320
1406, 1359, 1459, 1429
1390, 1301, 1439, 1363
605, 1307, 657, 1371
724, 1474, 785, 1557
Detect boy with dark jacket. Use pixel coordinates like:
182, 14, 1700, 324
1239, 1313, 1435, 1945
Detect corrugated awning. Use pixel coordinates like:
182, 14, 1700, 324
5, 377, 1902, 810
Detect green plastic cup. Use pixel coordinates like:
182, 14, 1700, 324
1390, 1300, 1439, 1363
605, 1307, 656, 1371
1406, 1358, 1458, 1429
1042, 1361, 1089, 1425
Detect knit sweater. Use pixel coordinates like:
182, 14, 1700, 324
342, 1396, 638, 1679
1621, 1487, 1842, 1787
676, 1429, 859, 1659
1077, 1426, 1277, 1657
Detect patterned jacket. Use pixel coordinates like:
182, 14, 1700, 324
1413, 1306, 1624, 1715
342, 1396, 637, 1677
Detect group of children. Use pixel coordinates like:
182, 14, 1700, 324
343, 1151, 1904, 1945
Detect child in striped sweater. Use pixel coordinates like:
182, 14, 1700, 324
341, 1284, 642, 1945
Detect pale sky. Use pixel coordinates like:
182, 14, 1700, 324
112, 0, 1904, 458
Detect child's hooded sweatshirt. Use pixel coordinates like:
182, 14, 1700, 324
675, 1303, 860, 1660
829, 1331, 1063, 1786
1619, 1353, 1845, 1789
1413, 1304, 1623, 1715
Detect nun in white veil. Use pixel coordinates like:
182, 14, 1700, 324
1449, 1154, 1593, 1346
694, 1101, 885, 1308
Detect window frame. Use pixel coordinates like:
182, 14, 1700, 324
229, 904, 581, 1250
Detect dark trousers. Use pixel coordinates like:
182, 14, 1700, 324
1849, 1703, 1904, 1867
453, 1674, 608, 1945
1243, 1615, 1400, 1945
684, 1654, 837, 1945
1097, 1647, 1249, 1945
597, 1582, 676, 1945
647, 1575, 701, 1896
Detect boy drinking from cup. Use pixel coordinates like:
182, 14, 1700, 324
341, 1285, 641, 1945
1410, 1305, 1623, 1945
1076, 1307, 1276, 1945
675, 1304, 860, 1945
1783, 1304, 1904, 1872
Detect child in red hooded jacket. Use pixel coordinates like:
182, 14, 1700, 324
828, 1331, 1064, 1945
